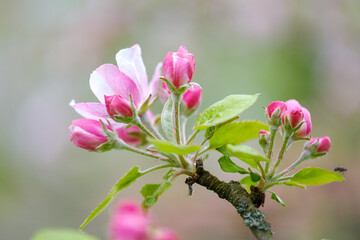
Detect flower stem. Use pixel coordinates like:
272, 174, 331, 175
139, 112, 164, 140
140, 164, 174, 175
132, 117, 158, 140
173, 92, 182, 145
265, 126, 277, 173
187, 130, 200, 145
270, 131, 292, 176
115, 138, 161, 160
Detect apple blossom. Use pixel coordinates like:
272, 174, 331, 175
182, 85, 202, 110
105, 95, 133, 118
305, 136, 331, 154
266, 101, 287, 126
163, 46, 195, 89
282, 99, 312, 137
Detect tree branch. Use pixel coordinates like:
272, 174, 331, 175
186, 160, 273, 240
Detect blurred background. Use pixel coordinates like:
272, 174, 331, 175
1, 0, 360, 239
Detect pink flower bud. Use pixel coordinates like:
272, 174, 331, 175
151, 228, 180, 240
109, 200, 151, 240
307, 136, 331, 154
267, 101, 287, 118
282, 107, 304, 128
105, 95, 133, 118
282, 100, 312, 137
116, 126, 144, 146
294, 107, 312, 138
182, 85, 202, 110
69, 119, 108, 151
258, 129, 270, 150
163, 46, 195, 89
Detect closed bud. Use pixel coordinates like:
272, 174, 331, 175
116, 126, 146, 146
182, 85, 202, 110
266, 101, 287, 126
304, 136, 331, 157
282, 108, 304, 129
69, 119, 109, 151
105, 95, 133, 118
258, 129, 270, 151
282, 99, 312, 137
163, 45, 195, 89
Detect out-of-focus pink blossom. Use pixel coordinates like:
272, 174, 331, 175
109, 200, 151, 240
150, 228, 179, 240
308, 136, 331, 153
116, 126, 144, 146
159, 82, 171, 104
181, 85, 202, 110
283, 100, 312, 137
163, 46, 195, 89
69, 119, 108, 151
105, 95, 133, 118
266, 101, 287, 119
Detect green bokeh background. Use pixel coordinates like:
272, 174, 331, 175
1, 1, 360, 239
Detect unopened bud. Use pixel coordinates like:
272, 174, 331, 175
258, 129, 270, 151
105, 95, 133, 118
265, 101, 287, 126
304, 136, 331, 157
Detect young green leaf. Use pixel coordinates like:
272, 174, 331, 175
141, 169, 174, 208
227, 144, 270, 169
209, 121, 269, 148
240, 176, 258, 192
194, 94, 259, 130
80, 166, 142, 230
270, 191, 287, 207
282, 181, 306, 189
161, 95, 175, 142
31, 228, 98, 240
250, 171, 262, 182
149, 139, 201, 155
218, 156, 248, 174
290, 167, 345, 185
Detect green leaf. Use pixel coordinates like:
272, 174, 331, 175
227, 144, 270, 169
161, 95, 175, 142
240, 176, 257, 192
250, 171, 261, 182
291, 167, 345, 185
141, 169, 174, 208
80, 166, 142, 230
194, 94, 259, 130
31, 228, 98, 240
149, 139, 201, 155
270, 191, 287, 207
209, 121, 269, 148
218, 156, 248, 174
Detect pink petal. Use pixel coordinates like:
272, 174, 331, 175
90, 64, 141, 106
148, 62, 162, 101
70, 100, 108, 119
115, 44, 148, 102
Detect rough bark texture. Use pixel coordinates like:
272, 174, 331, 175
186, 160, 273, 240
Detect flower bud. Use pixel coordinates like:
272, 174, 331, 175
109, 200, 151, 240
163, 45, 195, 89
116, 126, 146, 146
305, 136, 331, 156
69, 119, 108, 151
258, 129, 270, 150
105, 95, 133, 118
266, 101, 287, 126
282, 100, 312, 137
282, 107, 304, 129
294, 107, 312, 138
182, 85, 202, 110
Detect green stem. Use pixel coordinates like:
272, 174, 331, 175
115, 138, 161, 160
140, 164, 174, 175
187, 130, 200, 145
275, 151, 309, 178
139, 113, 164, 140
132, 117, 158, 140
270, 132, 292, 176
180, 117, 187, 145
173, 93, 182, 145
256, 161, 266, 180
265, 126, 277, 173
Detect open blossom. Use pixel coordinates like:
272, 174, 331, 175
163, 46, 195, 89
283, 99, 312, 137
69, 119, 108, 151
70, 44, 161, 124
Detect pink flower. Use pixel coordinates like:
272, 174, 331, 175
116, 126, 144, 146
69, 119, 108, 151
308, 136, 331, 153
182, 85, 202, 110
150, 228, 179, 240
267, 101, 287, 119
70, 44, 161, 122
259, 129, 269, 135
109, 200, 151, 240
105, 95, 133, 118
163, 46, 195, 89
283, 100, 312, 137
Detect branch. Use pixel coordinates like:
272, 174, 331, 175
186, 160, 273, 240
